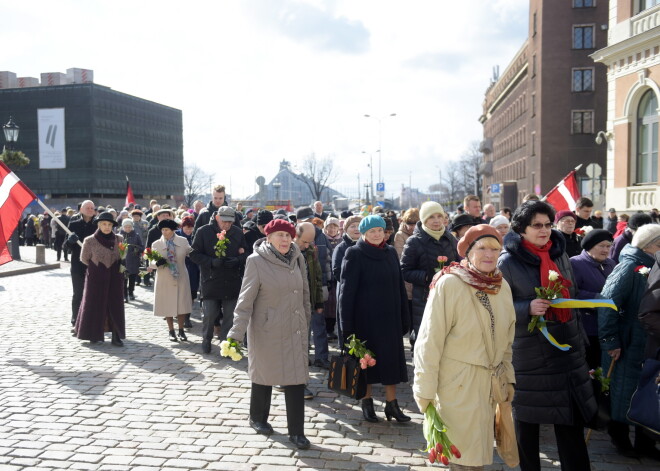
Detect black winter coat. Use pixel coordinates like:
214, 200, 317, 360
331, 234, 356, 283
638, 252, 660, 358
244, 226, 265, 256
560, 231, 582, 258
497, 230, 596, 425
66, 217, 97, 274
338, 239, 409, 385
400, 222, 459, 336
190, 219, 247, 300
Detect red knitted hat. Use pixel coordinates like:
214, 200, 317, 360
264, 219, 296, 239
457, 224, 503, 258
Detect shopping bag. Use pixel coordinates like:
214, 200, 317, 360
327, 354, 367, 400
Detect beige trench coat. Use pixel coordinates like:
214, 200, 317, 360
151, 234, 192, 318
413, 273, 516, 467
228, 239, 311, 386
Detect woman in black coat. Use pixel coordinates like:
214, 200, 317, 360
339, 215, 410, 424
400, 201, 459, 347
497, 201, 596, 471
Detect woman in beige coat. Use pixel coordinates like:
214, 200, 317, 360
228, 219, 312, 450
413, 225, 516, 470
150, 219, 192, 342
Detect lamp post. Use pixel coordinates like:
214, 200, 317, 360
364, 183, 371, 206
361, 151, 376, 206
364, 113, 396, 185
3, 116, 21, 260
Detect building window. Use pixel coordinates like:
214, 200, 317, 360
532, 54, 537, 77
572, 68, 594, 91
636, 0, 660, 15
573, 25, 595, 49
636, 89, 658, 184
533, 12, 537, 36
573, 0, 594, 7
532, 93, 536, 116
572, 110, 594, 134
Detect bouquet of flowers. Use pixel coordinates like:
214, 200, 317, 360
574, 225, 594, 237
528, 270, 570, 333
423, 404, 461, 465
635, 265, 651, 277
589, 367, 611, 393
220, 338, 243, 361
434, 256, 449, 273
215, 230, 230, 258
345, 334, 376, 369
118, 242, 128, 273
143, 247, 165, 264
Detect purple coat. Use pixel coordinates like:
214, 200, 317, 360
570, 250, 616, 336
609, 229, 633, 263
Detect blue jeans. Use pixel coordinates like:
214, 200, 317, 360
309, 311, 328, 362
202, 298, 237, 343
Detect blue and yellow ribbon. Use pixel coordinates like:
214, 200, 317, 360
533, 299, 618, 351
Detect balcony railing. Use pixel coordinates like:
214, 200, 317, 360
627, 185, 657, 208
631, 5, 660, 36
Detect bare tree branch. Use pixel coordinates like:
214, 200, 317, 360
183, 164, 214, 208
294, 153, 338, 202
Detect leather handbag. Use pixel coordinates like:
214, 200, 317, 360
327, 353, 367, 400
627, 349, 660, 438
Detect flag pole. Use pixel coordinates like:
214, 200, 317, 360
541, 164, 583, 201
35, 199, 83, 247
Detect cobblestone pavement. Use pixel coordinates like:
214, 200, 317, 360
0, 247, 657, 470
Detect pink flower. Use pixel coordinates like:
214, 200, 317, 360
217, 232, 226, 241
367, 358, 376, 367
437, 255, 448, 263
359, 358, 368, 369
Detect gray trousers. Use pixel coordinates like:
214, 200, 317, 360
202, 298, 237, 343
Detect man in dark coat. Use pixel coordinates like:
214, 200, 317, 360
312, 201, 328, 221
296, 207, 330, 286
190, 206, 248, 354
604, 208, 618, 234
244, 209, 272, 255
400, 219, 459, 347
574, 197, 594, 229
54, 209, 70, 261
66, 200, 97, 327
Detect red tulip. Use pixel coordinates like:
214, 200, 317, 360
450, 445, 461, 458
428, 448, 436, 464
435, 442, 443, 454
440, 454, 449, 465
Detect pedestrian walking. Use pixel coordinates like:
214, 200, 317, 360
339, 215, 411, 423
176, 215, 200, 328
66, 201, 97, 327
150, 219, 193, 342
497, 200, 595, 471
74, 212, 125, 346
414, 225, 516, 470
227, 219, 312, 450
119, 219, 144, 302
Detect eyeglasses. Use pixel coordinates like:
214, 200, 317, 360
529, 222, 553, 230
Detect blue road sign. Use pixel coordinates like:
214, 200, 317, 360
491, 183, 501, 194
376, 182, 385, 192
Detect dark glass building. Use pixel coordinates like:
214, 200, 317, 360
0, 83, 183, 198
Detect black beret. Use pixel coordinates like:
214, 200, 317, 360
580, 229, 613, 252
158, 219, 180, 231
256, 209, 273, 226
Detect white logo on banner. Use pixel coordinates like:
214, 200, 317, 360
38, 108, 66, 169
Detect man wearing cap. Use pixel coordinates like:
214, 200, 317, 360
245, 210, 273, 255
604, 208, 618, 235
66, 200, 97, 327
190, 206, 248, 354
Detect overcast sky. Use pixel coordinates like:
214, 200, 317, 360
5, 0, 528, 200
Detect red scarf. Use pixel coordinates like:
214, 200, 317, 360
521, 238, 572, 323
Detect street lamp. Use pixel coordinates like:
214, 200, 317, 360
364, 183, 371, 206
272, 178, 282, 201
364, 113, 396, 184
361, 150, 377, 206
3, 116, 19, 151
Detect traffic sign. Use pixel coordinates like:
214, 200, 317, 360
491, 183, 501, 194
376, 182, 385, 192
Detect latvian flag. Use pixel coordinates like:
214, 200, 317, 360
0, 162, 36, 265
544, 170, 580, 212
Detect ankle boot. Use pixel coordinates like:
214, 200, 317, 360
361, 398, 379, 423
178, 328, 188, 341
111, 332, 123, 347
169, 329, 178, 342
384, 399, 411, 422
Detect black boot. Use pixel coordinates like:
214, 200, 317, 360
169, 329, 178, 342
361, 398, 379, 423
178, 329, 188, 342
111, 332, 123, 347
384, 399, 411, 422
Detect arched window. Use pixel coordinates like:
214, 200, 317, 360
636, 89, 658, 184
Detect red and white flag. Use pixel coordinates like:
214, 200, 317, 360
543, 170, 580, 212
0, 162, 36, 266
125, 176, 135, 207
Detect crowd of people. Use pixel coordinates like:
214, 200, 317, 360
20, 186, 660, 468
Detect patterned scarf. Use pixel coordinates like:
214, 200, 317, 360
521, 238, 571, 323
430, 259, 502, 295
165, 236, 179, 278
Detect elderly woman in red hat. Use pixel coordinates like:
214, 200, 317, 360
414, 225, 516, 470
228, 219, 312, 450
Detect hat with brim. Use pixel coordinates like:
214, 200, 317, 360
216, 206, 236, 222
153, 208, 175, 218
450, 214, 479, 232
95, 211, 118, 227
158, 219, 179, 231
131, 209, 144, 217
457, 224, 503, 258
